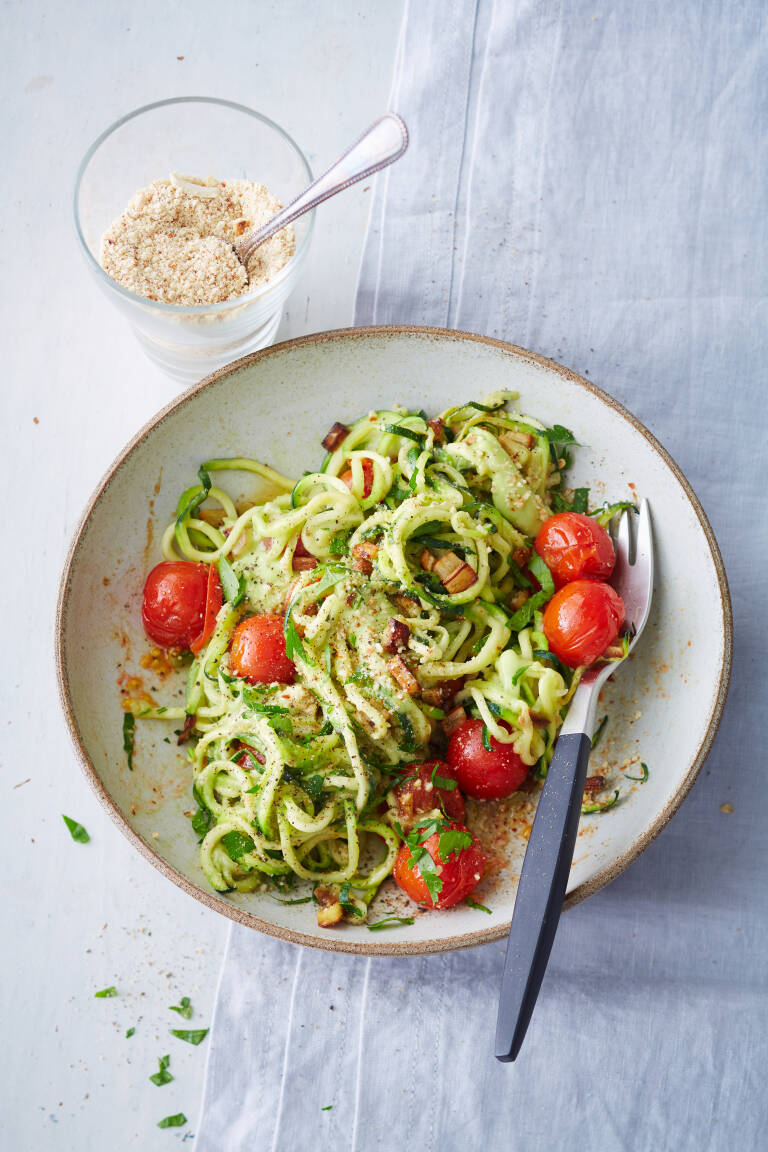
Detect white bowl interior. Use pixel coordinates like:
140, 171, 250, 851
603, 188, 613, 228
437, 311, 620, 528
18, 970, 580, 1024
58, 329, 729, 953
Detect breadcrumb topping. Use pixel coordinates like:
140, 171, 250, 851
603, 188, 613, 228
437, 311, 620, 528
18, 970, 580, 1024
101, 175, 295, 306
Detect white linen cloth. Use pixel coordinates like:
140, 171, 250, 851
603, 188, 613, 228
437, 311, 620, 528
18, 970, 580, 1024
196, 3, 768, 1148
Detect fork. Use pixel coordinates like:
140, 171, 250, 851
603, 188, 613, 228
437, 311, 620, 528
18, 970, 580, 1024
494, 500, 654, 1062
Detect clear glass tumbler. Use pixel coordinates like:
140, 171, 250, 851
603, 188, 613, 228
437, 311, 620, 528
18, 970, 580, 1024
74, 98, 314, 383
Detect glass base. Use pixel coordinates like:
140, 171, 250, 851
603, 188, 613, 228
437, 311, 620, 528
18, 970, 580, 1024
131, 307, 284, 384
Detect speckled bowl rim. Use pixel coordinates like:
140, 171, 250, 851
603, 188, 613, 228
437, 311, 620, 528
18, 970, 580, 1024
55, 325, 733, 956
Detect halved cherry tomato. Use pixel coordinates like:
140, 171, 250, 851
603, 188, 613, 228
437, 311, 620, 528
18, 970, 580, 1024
230, 614, 296, 684
447, 719, 529, 800
340, 458, 374, 499
543, 579, 625, 668
142, 561, 214, 650
391, 761, 465, 826
534, 512, 615, 589
393, 821, 487, 909
189, 563, 223, 654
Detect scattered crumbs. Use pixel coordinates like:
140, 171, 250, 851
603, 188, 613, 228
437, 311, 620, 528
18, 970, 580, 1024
13, 778, 31, 789
629, 710, 642, 723
720, 803, 734, 814
177, 55, 184, 60
33, 416, 39, 424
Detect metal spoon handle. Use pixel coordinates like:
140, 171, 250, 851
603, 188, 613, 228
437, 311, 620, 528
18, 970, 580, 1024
234, 112, 408, 265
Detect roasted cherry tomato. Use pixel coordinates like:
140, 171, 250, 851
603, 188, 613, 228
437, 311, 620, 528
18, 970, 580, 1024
393, 821, 487, 909
534, 512, 615, 589
141, 561, 216, 650
190, 563, 224, 654
391, 761, 465, 826
229, 614, 296, 684
447, 719, 530, 800
340, 458, 374, 499
543, 579, 625, 668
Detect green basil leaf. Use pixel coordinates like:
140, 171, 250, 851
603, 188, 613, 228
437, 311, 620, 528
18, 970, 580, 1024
191, 807, 212, 837
217, 553, 245, 606
169, 997, 192, 1020
94, 986, 117, 998
125, 1027, 135, 1039
221, 830, 255, 862
572, 487, 590, 513
169, 1028, 208, 1045
157, 1113, 187, 1129
149, 1054, 173, 1087
437, 829, 473, 861
62, 814, 90, 843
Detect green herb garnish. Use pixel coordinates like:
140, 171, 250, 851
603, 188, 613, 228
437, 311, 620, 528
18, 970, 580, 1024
481, 724, 493, 752
367, 916, 416, 931
221, 830, 255, 862
572, 487, 590, 513
94, 986, 117, 998
125, 1027, 135, 1038
157, 1113, 187, 1129
169, 996, 192, 1020
170, 1028, 208, 1045
149, 1054, 173, 1087
508, 553, 555, 630
62, 814, 89, 843
590, 500, 637, 528
465, 897, 492, 914
626, 762, 649, 783
217, 553, 246, 606
122, 712, 135, 771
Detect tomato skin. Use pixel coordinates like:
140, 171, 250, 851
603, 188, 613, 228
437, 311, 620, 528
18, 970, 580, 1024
340, 458, 374, 499
534, 512, 615, 589
142, 561, 211, 650
230, 614, 296, 684
543, 579, 625, 668
393, 821, 487, 909
391, 761, 466, 825
189, 563, 223, 654
447, 719, 530, 800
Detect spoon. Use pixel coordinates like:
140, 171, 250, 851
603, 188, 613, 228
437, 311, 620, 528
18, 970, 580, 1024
234, 112, 408, 266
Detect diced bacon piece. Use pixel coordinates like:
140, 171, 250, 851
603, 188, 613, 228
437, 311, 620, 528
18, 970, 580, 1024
428, 418, 446, 444
432, 551, 476, 594
509, 589, 530, 611
499, 429, 535, 452
321, 422, 350, 452
512, 546, 531, 569
420, 548, 437, 572
383, 617, 410, 654
314, 885, 343, 927
352, 540, 379, 574
584, 775, 606, 793
293, 556, 318, 572
442, 705, 467, 737
387, 656, 420, 696
393, 593, 421, 617
177, 713, 197, 745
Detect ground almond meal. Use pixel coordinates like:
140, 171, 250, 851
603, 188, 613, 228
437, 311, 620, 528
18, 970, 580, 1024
101, 173, 295, 306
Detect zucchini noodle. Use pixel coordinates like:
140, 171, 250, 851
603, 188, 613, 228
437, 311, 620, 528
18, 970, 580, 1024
135, 394, 593, 922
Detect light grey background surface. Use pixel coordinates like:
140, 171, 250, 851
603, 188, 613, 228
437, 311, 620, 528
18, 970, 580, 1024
2, 2, 401, 1149
198, 2, 767, 1151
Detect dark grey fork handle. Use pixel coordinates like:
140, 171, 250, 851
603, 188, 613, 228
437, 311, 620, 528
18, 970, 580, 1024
494, 732, 592, 1062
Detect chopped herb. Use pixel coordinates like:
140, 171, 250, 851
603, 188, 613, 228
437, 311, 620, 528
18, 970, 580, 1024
572, 487, 590, 513
544, 424, 577, 447
169, 1028, 208, 1045
221, 830, 255, 862
437, 828, 473, 861
511, 665, 528, 685
533, 649, 558, 666
413, 534, 470, 557
176, 463, 212, 525
397, 711, 417, 754
367, 916, 416, 931
384, 422, 426, 445
431, 768, 457, 791
626, 762, 650, 783
465, 897, 492, 914
338, 882, 365, 918
591, 715, 609, 750
122, 712, 135, 771
269, 895, 313, 905
590, 500, 638, 528
157, 1113, 187, 1129
217, 553, 246, 606
125, 1027, 135, 1038
481, 724, 493, 752
550, 491, 573, 513
94, 986, 117, 999
191, 806, 212, 837
508, 554, 555, 630
581, 789, 620, 814
322, 1105, 334, 1111
62, 814, 89, 843
302, 774, 325, 800
169, 996, 192, 1020
328, 531, 350, 556
284, 613, 310, 664
149, 1054, 173, 1087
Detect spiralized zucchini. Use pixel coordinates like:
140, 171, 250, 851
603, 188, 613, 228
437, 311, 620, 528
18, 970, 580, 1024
138, 393, 581, 918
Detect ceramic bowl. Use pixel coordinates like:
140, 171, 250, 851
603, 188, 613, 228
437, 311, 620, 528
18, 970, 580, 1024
56, 327, 732, 954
